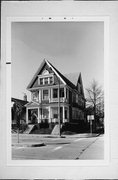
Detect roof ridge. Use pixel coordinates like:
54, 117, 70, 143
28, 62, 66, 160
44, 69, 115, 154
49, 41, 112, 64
47, 60, 77, 89
27, 59, 80, 91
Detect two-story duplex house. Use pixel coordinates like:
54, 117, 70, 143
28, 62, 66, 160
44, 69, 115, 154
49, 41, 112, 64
25, 59, 86, 126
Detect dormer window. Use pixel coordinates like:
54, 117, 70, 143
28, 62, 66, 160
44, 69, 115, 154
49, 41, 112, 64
44, 77, 48, 85
40, 78, 43, 85
38, 74, 54, 85
50, 76, 53, 84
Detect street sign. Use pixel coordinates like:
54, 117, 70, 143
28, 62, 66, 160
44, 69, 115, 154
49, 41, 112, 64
87, 115, 94, 134
87, 115, 94, 121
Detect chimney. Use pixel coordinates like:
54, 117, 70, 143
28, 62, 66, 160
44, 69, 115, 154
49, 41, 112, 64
23, 93, 27, 101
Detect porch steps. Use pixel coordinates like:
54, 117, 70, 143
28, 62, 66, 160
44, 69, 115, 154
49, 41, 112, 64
23, 124, 35, 134
51, 124, 60, 135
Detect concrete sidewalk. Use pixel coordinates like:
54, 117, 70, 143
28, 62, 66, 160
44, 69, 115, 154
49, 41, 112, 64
65, 133, 99, 138
12, 133, 99, 138
12, 133, 100, 147
78, 135, 104, 159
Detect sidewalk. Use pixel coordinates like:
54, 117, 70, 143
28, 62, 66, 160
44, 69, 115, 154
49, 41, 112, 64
65, 133, 100, 138
78, 135, 104, 159
12, 133, 99, 138
12, 133, 100, 147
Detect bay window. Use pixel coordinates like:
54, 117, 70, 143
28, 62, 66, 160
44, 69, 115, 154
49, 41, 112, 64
53, 88, 64, 99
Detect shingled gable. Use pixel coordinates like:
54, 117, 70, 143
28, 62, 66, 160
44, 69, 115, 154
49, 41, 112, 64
27, 59, 66, 89
27, 59, 83, 92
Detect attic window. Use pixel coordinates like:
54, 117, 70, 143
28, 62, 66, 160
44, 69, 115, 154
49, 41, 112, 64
38, 75, 54, 85
40, 78, 43, 85
44, 77, 48, 85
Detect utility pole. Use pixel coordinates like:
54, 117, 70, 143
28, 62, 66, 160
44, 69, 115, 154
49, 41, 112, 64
90, 119, 92, 134
48, 66, 61, 137
58, 76, 61, 137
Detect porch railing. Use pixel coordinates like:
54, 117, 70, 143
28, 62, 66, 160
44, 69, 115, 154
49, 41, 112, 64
50, 97, 68, 103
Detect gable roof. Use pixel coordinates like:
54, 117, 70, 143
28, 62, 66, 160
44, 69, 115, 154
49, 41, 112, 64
25, 101, 40, 107
46, 60, 78, 90
64, 72, 80, 86
27, 59, 83, 92
11, 98, 28, 106
27, 59, 46, 89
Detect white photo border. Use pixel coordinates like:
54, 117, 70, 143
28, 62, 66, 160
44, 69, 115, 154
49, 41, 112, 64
6, 16, 110, 166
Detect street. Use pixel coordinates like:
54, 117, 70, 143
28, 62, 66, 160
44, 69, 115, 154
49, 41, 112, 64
12, 134, 104, 160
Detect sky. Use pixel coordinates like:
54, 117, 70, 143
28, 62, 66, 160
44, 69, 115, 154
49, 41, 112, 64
11, 22, 104, 101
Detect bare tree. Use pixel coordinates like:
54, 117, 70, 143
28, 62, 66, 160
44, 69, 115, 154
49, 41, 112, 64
86, 80, 104, 131
13, 102, 23, 143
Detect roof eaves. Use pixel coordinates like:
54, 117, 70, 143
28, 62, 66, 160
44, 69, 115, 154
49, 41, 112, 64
45, 60, 66, 85
27, 59, 46, 89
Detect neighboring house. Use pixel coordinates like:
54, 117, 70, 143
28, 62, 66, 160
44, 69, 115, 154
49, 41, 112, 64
11, 96, 28, 125
25, 59, 86, 125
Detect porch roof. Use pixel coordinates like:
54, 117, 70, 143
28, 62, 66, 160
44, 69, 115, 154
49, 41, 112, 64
25, 101, 40, 108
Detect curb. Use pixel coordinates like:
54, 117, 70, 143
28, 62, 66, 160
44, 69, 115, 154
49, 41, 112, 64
12, 143, 45, 147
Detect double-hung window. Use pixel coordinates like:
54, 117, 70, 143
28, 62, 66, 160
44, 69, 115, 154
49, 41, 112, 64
50, 76, 53, 84
44, 77, 48, 85
60, 88, 64, 98
32, 91, 39, 102
40, 78, 43, 85
43, 90, 49, 100
38, 75, 54, 85
53, 88, 58, 98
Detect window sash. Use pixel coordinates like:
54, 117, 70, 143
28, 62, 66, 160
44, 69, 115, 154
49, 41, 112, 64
42, 108, 49, 119
53, 88, 58, 98
60, 88, 64, 98
32, 91, 39, 102
39, 76, 54, 85
43, 90, 49, 100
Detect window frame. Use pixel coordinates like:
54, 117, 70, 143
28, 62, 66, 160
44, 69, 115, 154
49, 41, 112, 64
53, 88, 58, 98
60, 87, 64, 98
42, 89, 49, 100
38, 74, 54, 85
32, 90, 39, 102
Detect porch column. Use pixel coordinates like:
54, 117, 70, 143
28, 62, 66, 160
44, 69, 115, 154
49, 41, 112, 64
38, 108, 40, 123
64, 87, 66, 99
63, 106, 65, 123
26, 108, 28, 124
49, 89, 50, 103
39, 90, 41, 103
49, 106, 51, 123
51, 88, 53, 101
67, 107, 69, 122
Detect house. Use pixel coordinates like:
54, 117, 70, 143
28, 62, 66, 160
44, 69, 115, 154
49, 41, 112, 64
25, 59, 86, 127
11, 95, 28, 126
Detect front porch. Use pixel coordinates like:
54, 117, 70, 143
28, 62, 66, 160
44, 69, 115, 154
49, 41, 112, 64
26, 105, 69, 125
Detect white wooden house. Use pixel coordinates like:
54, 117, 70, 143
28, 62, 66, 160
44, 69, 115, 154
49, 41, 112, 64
25, 59, 86, 126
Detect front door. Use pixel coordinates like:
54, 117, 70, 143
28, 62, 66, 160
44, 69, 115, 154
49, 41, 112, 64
28, 109, 38, 124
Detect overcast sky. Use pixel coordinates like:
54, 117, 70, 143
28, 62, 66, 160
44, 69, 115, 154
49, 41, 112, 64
11, 22, 104, 101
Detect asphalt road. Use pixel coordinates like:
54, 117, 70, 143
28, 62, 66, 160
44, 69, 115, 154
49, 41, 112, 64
12, 134, 104, 160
